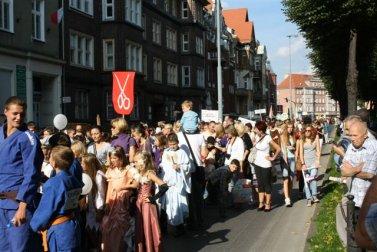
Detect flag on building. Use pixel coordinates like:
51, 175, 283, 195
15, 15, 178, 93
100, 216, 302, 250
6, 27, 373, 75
50, 7, 64, 25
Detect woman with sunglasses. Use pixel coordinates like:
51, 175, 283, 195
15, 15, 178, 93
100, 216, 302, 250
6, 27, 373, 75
300, 125, 321, 206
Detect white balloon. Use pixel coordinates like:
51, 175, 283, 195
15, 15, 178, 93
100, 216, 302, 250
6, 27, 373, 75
53, 114, 68, 130
81, 173, 93, 195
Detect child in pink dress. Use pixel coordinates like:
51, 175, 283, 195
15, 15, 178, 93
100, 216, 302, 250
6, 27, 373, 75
134, 151, 168, 252
102, 147, 139, 252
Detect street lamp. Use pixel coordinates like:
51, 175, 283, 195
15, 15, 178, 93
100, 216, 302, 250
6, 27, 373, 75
287, 34, 298, 119
216, 0, 223, 122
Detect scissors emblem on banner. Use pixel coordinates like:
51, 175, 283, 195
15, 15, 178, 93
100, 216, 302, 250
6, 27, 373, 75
114, 73, 131, 110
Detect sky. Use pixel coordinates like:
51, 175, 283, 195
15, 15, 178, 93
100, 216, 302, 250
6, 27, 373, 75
222, 0, 312, 83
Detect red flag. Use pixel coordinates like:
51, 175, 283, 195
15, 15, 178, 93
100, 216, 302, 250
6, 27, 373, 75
112, 72, 135, 115
51, 7, 63, 25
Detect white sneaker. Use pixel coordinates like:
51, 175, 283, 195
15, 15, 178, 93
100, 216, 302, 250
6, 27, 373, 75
307, 200, 312, 207
285, 198, 292, 207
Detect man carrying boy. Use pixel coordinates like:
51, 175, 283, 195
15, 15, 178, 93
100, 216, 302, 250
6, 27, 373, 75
208, 159, 240, 218
30, 146, 82, 252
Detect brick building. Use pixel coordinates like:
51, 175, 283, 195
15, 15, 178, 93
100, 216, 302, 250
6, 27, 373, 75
277, 73, 340, 118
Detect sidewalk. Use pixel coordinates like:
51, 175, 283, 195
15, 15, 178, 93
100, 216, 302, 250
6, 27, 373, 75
163, 140, 335, 252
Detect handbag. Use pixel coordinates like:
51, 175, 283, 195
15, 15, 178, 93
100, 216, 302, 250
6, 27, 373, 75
248, 135, 266, 164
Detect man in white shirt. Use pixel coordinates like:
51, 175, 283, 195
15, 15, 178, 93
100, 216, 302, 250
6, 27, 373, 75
341, 121, 377, 208
177, 128, 208, 228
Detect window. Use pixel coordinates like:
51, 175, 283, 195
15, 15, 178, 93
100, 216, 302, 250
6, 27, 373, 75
153, 58, 162, 82
32, 0, 45, 41
182, 33, 189, 52
106, 91, 115, 120
70, 31, 94, 68
182, 66, 190, 87
166, 27, 177, 51
102, 0, 114, 20
125, 0, 141, 26
171, 0, 176, 16
0, 0, 13, 32
142, 15, 146, 39
167, 62, 178, 85
69, 0, 93, 15
196, 36, 204, 55
165, 0, 170, 12
75, 89, 89, 120
103, 39, 114, 70
125, 41, 142, 72
197, 68, 204, 88
152, 21, 161, 44
142, 54, 147, 80
181, 0, 188, 19
130, 96, 139, 120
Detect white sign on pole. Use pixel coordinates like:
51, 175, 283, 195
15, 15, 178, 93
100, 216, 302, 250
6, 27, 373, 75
62, 97, 71, 103
201, 110, 220, 122
238, 117, 256, 127
254, 108, 266, 114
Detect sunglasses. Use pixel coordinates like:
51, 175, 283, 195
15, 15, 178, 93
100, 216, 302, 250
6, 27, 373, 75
305, 129, 312, 132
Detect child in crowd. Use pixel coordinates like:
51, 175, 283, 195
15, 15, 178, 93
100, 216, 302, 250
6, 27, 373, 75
102, 147, 139, 252
159, 133, 191, 236
71, 140, 87, 159
180, 100, 200, 134
41, 142, 53, 179
204, 136, 217, 179
81, 154, 107, 252
30, 146, 82, 252
134, 151, 168, 252
208, 159, 240, 218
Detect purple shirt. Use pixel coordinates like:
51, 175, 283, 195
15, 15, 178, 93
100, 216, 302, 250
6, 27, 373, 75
111, 133, 136, 155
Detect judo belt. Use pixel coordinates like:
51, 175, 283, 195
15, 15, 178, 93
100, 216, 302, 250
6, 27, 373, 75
0, 191, 17, 200
41, 213, 74, 252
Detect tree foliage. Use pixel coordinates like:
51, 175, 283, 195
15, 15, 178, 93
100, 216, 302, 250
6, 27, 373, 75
282, 0, 377, 117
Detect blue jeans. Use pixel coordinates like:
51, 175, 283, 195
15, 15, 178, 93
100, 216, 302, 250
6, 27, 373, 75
304, 168, 318, 199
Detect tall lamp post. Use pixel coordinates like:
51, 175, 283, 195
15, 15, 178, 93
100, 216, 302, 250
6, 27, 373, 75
287, 34, 297, 119
216, 0, 223, 122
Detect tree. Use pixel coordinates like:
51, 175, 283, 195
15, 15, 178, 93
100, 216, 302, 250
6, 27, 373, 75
282, 0, 377, 118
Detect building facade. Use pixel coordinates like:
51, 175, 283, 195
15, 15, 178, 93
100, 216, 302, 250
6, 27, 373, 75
277, 74, 340, 118
62, 0, 215, 124
1, 0, 278, 126
0, 0, 63, 127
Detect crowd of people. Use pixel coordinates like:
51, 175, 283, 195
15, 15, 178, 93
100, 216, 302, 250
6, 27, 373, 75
1, 96, 339, 252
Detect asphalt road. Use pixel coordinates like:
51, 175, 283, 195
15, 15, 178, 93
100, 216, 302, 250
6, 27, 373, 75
163, 143, 333, 252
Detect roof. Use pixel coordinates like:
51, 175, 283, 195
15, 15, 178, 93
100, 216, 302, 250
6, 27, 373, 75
277, 74, 312, 89
222, 8, 255, 44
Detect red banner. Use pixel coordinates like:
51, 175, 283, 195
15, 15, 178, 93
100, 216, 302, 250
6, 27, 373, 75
112, 72, 135, 115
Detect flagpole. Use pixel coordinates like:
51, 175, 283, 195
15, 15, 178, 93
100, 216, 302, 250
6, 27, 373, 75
61, 0, 65, 115
61, 0, 65, 61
